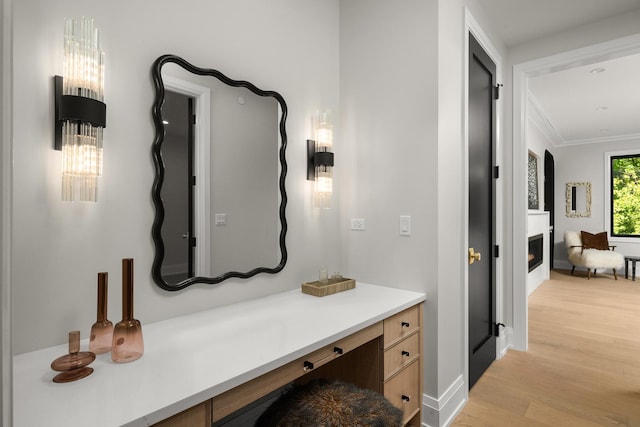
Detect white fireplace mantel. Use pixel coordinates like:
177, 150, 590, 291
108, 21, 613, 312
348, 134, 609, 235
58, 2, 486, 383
528, 211, 550, 295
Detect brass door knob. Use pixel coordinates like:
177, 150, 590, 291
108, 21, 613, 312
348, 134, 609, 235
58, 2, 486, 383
468, 248, 481, 265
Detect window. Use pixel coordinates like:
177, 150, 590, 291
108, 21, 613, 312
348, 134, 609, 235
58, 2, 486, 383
610, 154, 640, 237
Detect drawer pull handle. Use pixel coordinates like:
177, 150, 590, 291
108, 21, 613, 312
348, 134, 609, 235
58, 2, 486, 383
303, 361, 314, 371
401, 395, 411, 402
402, 350, 410, 357
401, 321, 410, 328
333, 346, 344, 355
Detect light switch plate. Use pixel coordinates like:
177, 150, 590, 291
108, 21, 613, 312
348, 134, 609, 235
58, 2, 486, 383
400, 215, 411, 236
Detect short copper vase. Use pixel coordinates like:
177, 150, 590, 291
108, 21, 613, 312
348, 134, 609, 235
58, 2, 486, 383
112, 258, 144, 363
51, 331, 95, 383
89, 272, 113, 354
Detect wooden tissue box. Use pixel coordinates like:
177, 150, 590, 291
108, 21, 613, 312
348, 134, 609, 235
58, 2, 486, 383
301, 277, 356, 297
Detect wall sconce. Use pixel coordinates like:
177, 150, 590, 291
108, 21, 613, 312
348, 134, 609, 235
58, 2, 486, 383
54, 17, 106, 202
307, 112, 334, 209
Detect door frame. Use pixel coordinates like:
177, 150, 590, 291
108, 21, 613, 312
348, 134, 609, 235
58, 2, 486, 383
1, 0, 13, 424
512, 33, 640, 351
463, 8, 504, 392
162, 76, 212, 277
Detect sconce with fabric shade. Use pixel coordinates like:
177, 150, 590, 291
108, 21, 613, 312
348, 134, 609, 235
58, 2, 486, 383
307, 113, 334, 209
54, 17, 106, 202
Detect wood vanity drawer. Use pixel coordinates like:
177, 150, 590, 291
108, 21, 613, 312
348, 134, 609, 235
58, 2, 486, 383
382, 331, 420, 380
212, 321, 383, 421
382, 359, 420, 425
382, 305, 420, 349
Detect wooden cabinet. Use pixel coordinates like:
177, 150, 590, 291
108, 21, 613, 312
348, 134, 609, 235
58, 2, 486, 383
154, 301, 424, 427
15, 283, 425, 427
381, 304, 423, 426
211, 322, 383, 422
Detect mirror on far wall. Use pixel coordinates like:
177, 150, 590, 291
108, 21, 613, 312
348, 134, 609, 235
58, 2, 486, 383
151, 54, 288, 291
565, 182, 591, 218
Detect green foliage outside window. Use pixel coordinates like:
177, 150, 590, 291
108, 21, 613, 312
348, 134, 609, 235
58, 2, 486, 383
612, 155, 640, 236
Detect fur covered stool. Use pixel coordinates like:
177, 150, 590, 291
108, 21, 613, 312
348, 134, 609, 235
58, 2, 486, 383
255, 379, 403, 427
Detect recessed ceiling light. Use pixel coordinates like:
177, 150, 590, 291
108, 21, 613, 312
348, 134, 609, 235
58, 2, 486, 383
599, 128, 609, 132
596, 106, 608, 111
590, 67, 606, 74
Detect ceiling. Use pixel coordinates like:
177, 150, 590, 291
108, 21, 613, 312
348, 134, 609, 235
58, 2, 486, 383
477, 0, 640, 47
477, 0, 640, 146
528, 53, 640, 145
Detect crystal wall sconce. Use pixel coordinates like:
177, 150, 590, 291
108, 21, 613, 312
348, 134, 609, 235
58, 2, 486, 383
54, 17, 106, 202
307, 112, 334, 209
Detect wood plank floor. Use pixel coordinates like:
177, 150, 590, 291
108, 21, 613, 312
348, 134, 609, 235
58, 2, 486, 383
452, 269, 640, 427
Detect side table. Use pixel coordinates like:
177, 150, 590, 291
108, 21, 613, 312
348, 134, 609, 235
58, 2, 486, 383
624, 256, 640, 281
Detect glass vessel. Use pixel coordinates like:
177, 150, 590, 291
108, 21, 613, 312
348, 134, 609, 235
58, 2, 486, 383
50, 330, 95, 383
89, 272, 113, 354
112, 258, 144, 363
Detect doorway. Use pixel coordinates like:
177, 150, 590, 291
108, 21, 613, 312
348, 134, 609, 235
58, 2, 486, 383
544, 150, 555, 268
161, 90, 195, 283
467, 33, 497, 389
512, 34, 640, 351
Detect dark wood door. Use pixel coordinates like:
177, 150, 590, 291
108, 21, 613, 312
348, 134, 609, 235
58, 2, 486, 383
544, 150, 555, 269
187, 97, 195, 278
468, 33, 496, 389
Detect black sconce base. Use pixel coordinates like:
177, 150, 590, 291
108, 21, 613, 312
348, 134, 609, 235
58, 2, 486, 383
307, 139, 334, 181
307, 139, 316, 180
54, 75, 107, 150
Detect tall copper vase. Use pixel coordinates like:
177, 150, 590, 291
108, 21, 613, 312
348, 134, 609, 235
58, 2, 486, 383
112, 258, 144, 363
89, 272, 113, 354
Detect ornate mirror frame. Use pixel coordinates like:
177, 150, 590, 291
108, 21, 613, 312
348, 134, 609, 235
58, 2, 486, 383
151, 54, 288, 291
565, 181, 591, 218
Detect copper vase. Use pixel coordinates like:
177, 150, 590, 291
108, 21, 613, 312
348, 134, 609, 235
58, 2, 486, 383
51, 331, 95, 383
112, 258, 144, 363
89, 272, 113, 354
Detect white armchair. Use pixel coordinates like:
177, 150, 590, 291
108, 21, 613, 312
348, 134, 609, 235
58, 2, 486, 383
564, 231, 624, 279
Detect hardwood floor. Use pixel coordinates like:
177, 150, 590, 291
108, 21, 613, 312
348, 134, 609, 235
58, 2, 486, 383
452, 269, 640, 426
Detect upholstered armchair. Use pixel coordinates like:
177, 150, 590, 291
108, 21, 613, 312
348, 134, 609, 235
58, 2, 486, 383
564, 231, 624, 279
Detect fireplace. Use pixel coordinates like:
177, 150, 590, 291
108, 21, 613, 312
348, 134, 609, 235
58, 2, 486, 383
528, 233, 543, 272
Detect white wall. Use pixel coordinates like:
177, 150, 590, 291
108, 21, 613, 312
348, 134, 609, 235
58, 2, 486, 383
339, 0, 506, 423
12, 0, 341, 354
339, 0, 438, 397
526, 117, 556, 209
553, 137, 640, 267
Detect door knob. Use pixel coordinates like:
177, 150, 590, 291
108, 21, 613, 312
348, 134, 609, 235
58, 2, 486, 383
182, 234, 188, 239
468, 247, 481, 265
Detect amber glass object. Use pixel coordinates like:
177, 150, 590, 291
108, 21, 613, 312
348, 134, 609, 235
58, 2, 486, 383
89, 272, 113, 354
51, 330, 95, 383
112, 258, 144, 363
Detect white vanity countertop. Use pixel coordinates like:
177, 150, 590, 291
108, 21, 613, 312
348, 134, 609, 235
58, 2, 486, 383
13, 282, 425, 427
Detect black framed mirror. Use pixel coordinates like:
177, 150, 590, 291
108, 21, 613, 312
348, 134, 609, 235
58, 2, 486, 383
151, 54, 288, 291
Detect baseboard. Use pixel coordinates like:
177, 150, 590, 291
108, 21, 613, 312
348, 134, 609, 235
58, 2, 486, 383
554, 260, 572, 271
421, 375, 466, 427
498, 325, 513, 358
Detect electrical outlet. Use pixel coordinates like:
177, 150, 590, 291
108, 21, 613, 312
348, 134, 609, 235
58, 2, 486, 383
351, 218, 365, 231
215, 214, 227, 225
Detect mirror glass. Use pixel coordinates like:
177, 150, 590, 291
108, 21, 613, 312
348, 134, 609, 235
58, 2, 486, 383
151, 55, 288, 290
565, 182, 591, 218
